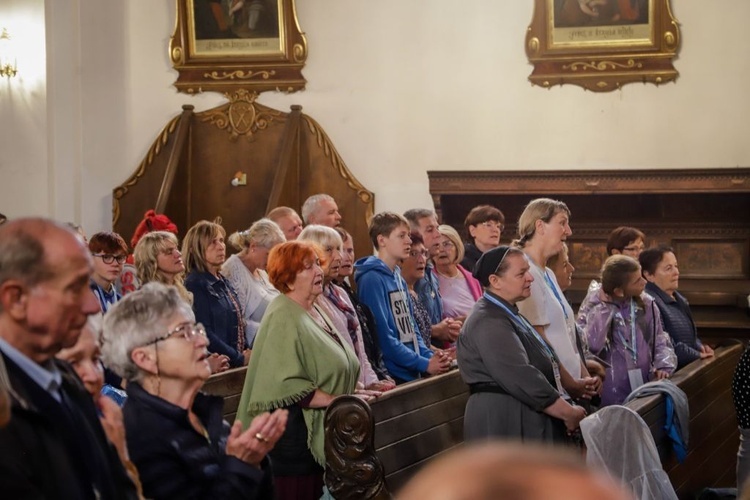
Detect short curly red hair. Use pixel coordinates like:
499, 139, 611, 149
267, 241, 327, 294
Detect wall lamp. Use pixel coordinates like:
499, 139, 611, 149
0, 28, 18, 79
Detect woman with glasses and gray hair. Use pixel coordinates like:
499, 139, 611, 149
457, 246, 586, 443
101, 282, 287, 500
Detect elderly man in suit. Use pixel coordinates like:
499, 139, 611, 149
0, 218, 137, 499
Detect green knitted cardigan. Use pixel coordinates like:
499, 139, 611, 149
235, 294, 360, 465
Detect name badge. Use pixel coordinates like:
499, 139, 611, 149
628, 368, 645, 392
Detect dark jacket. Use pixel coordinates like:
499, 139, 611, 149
124, 382, 273, 500
460, 242, 484, 274
0, 354, 137, 500
645, 282, 703, 369
185, 271, 247, 367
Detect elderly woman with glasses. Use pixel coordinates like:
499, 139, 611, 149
89, 231, 129, 313
457, 246, 586, 443
461, 205, 505, 271
236, 241, 367, 500
101, 283, 287, 500
434, 225, 482, 321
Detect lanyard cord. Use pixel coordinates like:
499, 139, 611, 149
482, 293, 558, 363
542, 270, 569, 320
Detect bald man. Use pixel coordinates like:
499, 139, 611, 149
0, 219, 137, 499
399, 442, 632, 500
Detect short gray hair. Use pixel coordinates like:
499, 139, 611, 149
0, 219, 68, 313
403, 208, 436, 232
298, 224, 343, 250
101, 282, 194, 383
301, 194, 335, 224
227, 218, 285, 251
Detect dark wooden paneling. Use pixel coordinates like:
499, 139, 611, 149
428, 169, 750, 327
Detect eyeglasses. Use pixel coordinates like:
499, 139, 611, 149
409, 250, 430, 259
480, 221, 504, 231
143, 322, 207, 346
622, 245, 645, 252
438, 241, 455, 249
93, 253, 127, 265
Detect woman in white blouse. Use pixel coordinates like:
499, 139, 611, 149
222, 218, 285, 346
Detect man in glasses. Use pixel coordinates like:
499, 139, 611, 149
89, 231, 129, 313
0, 218, 137, 499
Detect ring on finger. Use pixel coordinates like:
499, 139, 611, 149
255, 432, 268, 443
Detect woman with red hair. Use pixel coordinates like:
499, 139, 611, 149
236, 241, 375, 500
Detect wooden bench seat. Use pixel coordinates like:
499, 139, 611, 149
323, 341, 745, 499
200, 340, 745, 499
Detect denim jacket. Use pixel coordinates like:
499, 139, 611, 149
185, 271, 246, 367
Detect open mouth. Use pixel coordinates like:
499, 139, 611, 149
313, 277, 324, 287
198, 351, 210, 362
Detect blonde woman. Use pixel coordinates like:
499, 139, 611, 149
434, 225, 482, 321
136, 230, 229, 374
513, 199, 599, 403
222, 218, 285, 346
134, 231, 192, 304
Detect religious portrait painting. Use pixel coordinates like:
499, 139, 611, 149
525, 0, 679, 91
170, 0, 307, 94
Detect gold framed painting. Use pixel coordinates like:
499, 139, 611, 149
170, 0, 307, 94
525, 0, 680, 92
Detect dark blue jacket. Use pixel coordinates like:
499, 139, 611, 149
0, 355, 137, 500
185, 271, 246, 367
645, 282, 703, 369
124, 382, 273, 500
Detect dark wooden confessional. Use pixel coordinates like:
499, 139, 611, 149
112, 91, 374, 257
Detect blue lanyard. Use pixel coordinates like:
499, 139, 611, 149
616, 298, 638, 363
482, 293, 558, 362
542, 270, 569, 320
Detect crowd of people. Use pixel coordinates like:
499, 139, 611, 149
0, 192, 734, 499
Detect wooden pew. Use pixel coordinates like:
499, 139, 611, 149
624, 340, 743, 497
323, 342, 744, 499
201, 341, 744, 499
201, 366, 247, 422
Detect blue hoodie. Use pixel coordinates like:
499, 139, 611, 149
354, 256, 433, 382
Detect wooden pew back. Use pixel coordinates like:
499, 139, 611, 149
202, 341, 744, 499
624, 341, 743, 496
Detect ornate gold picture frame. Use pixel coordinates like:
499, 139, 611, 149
170, 0, 307, 94
526, 0, 680, 92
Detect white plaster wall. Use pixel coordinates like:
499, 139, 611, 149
4, 1, 750, 233
0, 0, 48, 218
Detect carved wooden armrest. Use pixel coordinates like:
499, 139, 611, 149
324, 395, 390, 500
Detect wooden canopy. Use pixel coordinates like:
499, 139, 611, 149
113, 91, 374, 257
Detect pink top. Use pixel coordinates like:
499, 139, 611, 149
435, 264, 482, 318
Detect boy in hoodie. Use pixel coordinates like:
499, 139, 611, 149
354, 212, 451, 384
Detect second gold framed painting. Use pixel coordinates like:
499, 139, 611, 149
526, 0, 680, 91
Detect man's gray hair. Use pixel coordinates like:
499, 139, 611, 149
101, 282, 194, 383
0, 219, 67, 313
301, 193, 335, 224
403, 208, 437, 232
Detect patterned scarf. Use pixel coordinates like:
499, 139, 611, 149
324, 284, 359, 350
